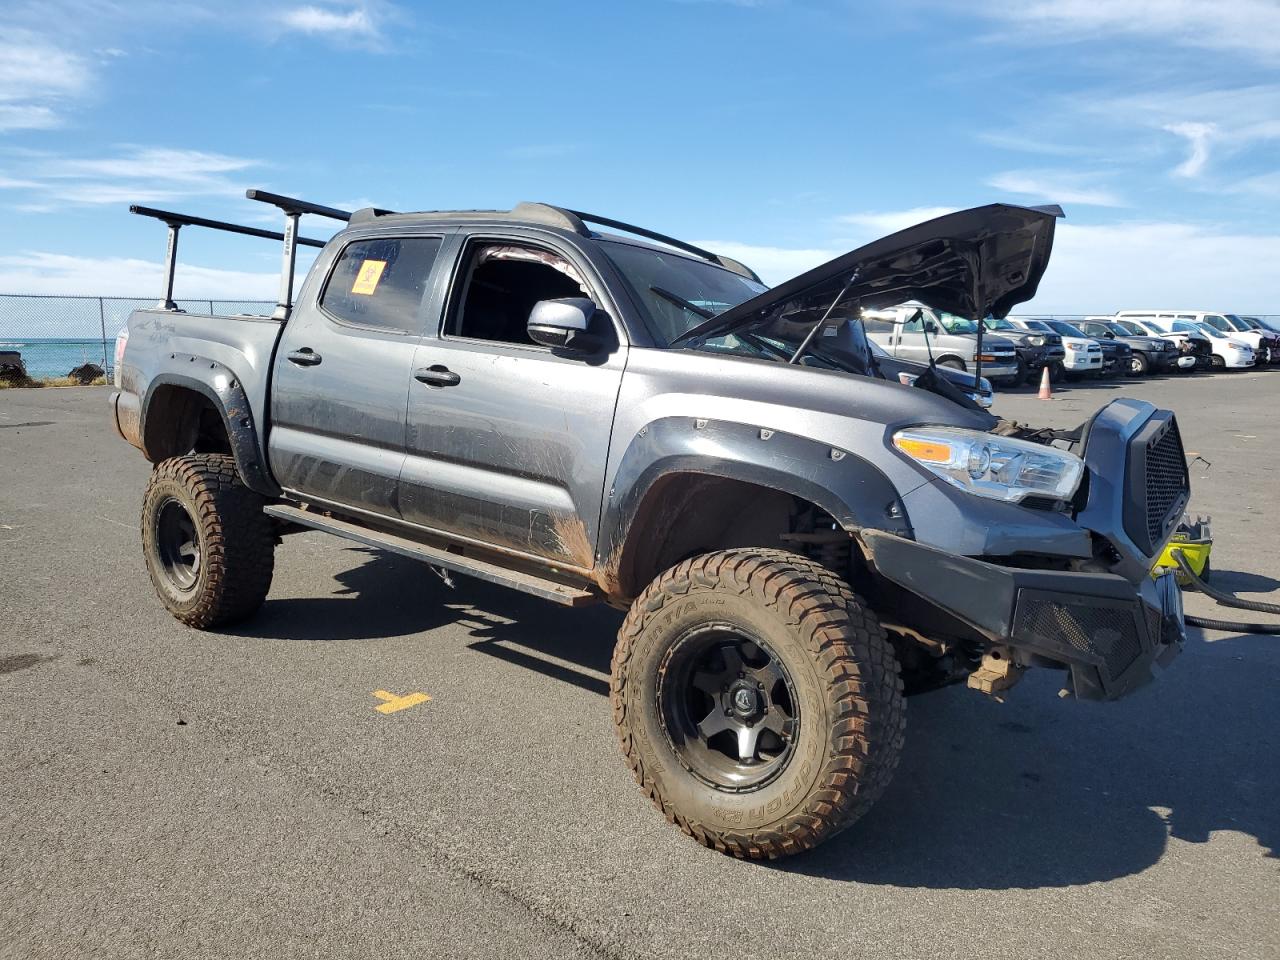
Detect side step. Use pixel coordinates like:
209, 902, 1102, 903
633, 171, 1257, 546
264, 504, 598, 607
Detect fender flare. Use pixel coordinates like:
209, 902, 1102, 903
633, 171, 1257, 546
599, 417, 913, 590
140, 365, 279, 497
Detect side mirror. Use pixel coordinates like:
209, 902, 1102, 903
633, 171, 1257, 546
923, 321, 939, 335
527, 298, 602, 353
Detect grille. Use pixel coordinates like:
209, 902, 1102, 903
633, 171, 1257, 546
1144, 420, 1189, 546
1014, 595, 1142, 678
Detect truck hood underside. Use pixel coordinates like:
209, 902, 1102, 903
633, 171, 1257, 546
674, 203, 1063, 344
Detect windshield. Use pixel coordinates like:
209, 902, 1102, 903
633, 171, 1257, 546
599, 239, 768, 346
1223, 314, 1251, 331
1046, 320, 1088, 338
984, 317, 1015, 330
1018, 319, 1052, 331
938, 312, 978, 334
1196, 323, 1228, 339
1114, 320, 1146, 336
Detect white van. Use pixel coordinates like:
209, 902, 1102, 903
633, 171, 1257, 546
860, 304, 1020, 381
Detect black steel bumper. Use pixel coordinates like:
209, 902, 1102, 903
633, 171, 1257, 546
862, 530, 1185, 701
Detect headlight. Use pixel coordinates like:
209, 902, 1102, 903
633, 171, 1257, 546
892, 426, 1084, 505
1066, 339, 1087, 350
1226, 343, 1242, 351
1028, 335, 1046, 346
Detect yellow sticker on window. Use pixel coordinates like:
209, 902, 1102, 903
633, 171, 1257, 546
351, 259, 387, 295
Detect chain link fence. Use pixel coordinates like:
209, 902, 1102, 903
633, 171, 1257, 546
1, 293, 1277, 382
0, 295, 274, 380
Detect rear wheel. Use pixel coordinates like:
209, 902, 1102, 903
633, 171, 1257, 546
141, 453, 275, 628
611, 549, 905, 859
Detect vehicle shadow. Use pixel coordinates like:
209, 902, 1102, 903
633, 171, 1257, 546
1204, 568, 1280, 594
232, 547, 460, 641
233, 547, 623, 679
771, 629, 1279, 889
235, 547, 1278, 890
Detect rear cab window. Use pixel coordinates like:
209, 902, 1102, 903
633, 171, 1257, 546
320, 236, 444, 334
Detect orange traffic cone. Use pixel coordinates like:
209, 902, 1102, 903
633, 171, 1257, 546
1038, 364, 1053, 400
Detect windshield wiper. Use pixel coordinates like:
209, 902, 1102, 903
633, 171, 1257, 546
650, 285, 713, 321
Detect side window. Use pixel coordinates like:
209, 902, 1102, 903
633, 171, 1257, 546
449, 242, 592, 346
900, 311, 923, 332
320, 236, 442, 333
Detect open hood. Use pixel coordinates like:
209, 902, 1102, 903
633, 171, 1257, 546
673, 203, 1063, 345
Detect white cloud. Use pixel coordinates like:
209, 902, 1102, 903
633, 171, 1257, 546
0, 103, 58, 131
0, 146, 261, 207
1163, 121, 1216, 177
0, 30, 91, 131
0, 251, 287, 298
986, 170, 1124, 206
975, 0, 1280, 63
835, 207, 958, 235
275, 4, 383, 43
691, 241, 840, 286
1022, 220, 1280, 313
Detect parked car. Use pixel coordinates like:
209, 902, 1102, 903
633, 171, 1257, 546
861, 303, 1021, 384
1112, 316, 1211, 371
1188, 321, 1256, 369
1218, 314, 1279, 363
982, 316, 1066, 383
1115, 310, 1269, 367
111, 194, 1190, 860
1244, 315, 1280, 335
1007, 317, 1102, 377
1008, 316, 1111, 376
1039, 320, 1133, 377
1079, 317, 1179, 375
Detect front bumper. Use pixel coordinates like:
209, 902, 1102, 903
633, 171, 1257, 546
1063, 351, 1103, 371
862, 530, 1185, 701
1221, 350, 1255, 368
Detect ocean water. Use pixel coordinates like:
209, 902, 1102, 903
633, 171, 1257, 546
0, 338, 112, 379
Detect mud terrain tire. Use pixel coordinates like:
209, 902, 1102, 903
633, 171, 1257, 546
611, 549, 905, 859
141, 454, 274, 628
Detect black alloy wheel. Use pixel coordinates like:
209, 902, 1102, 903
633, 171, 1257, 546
154, 496, 201, 593
657, 625, 799, 792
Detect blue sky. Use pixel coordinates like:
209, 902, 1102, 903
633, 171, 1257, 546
0, 0, 1277, 312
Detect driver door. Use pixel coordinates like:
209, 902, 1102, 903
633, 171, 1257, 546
397, 235, 626, 569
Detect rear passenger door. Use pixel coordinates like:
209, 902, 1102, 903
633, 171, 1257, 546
269, 232, 446, 518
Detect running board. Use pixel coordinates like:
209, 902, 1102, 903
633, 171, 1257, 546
264, 504, 598, 607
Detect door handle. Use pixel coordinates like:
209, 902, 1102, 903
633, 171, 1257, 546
414, 365, 461, 387
287, 348, 322, 367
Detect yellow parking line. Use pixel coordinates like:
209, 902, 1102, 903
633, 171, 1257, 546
373, 690, 431, 714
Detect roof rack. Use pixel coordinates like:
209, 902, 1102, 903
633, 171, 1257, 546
564, 208, 761, 283
245, 189, 362, 319
129, 204, 329, 313
347, 201, 762, 283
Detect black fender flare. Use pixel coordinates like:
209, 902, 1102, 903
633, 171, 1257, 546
140, 364, 279, 497
600, 417, 912, 589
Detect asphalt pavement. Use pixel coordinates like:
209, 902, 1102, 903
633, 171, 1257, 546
2, 372, 1277, 960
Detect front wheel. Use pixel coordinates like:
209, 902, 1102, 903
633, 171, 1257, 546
1131, 352, 1150, 375
611, 549, 905, 859
1210, 354, 1225, 369
141, 453, 275, 628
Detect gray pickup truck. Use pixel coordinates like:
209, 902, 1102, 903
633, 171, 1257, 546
110, 192, 1189, 859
